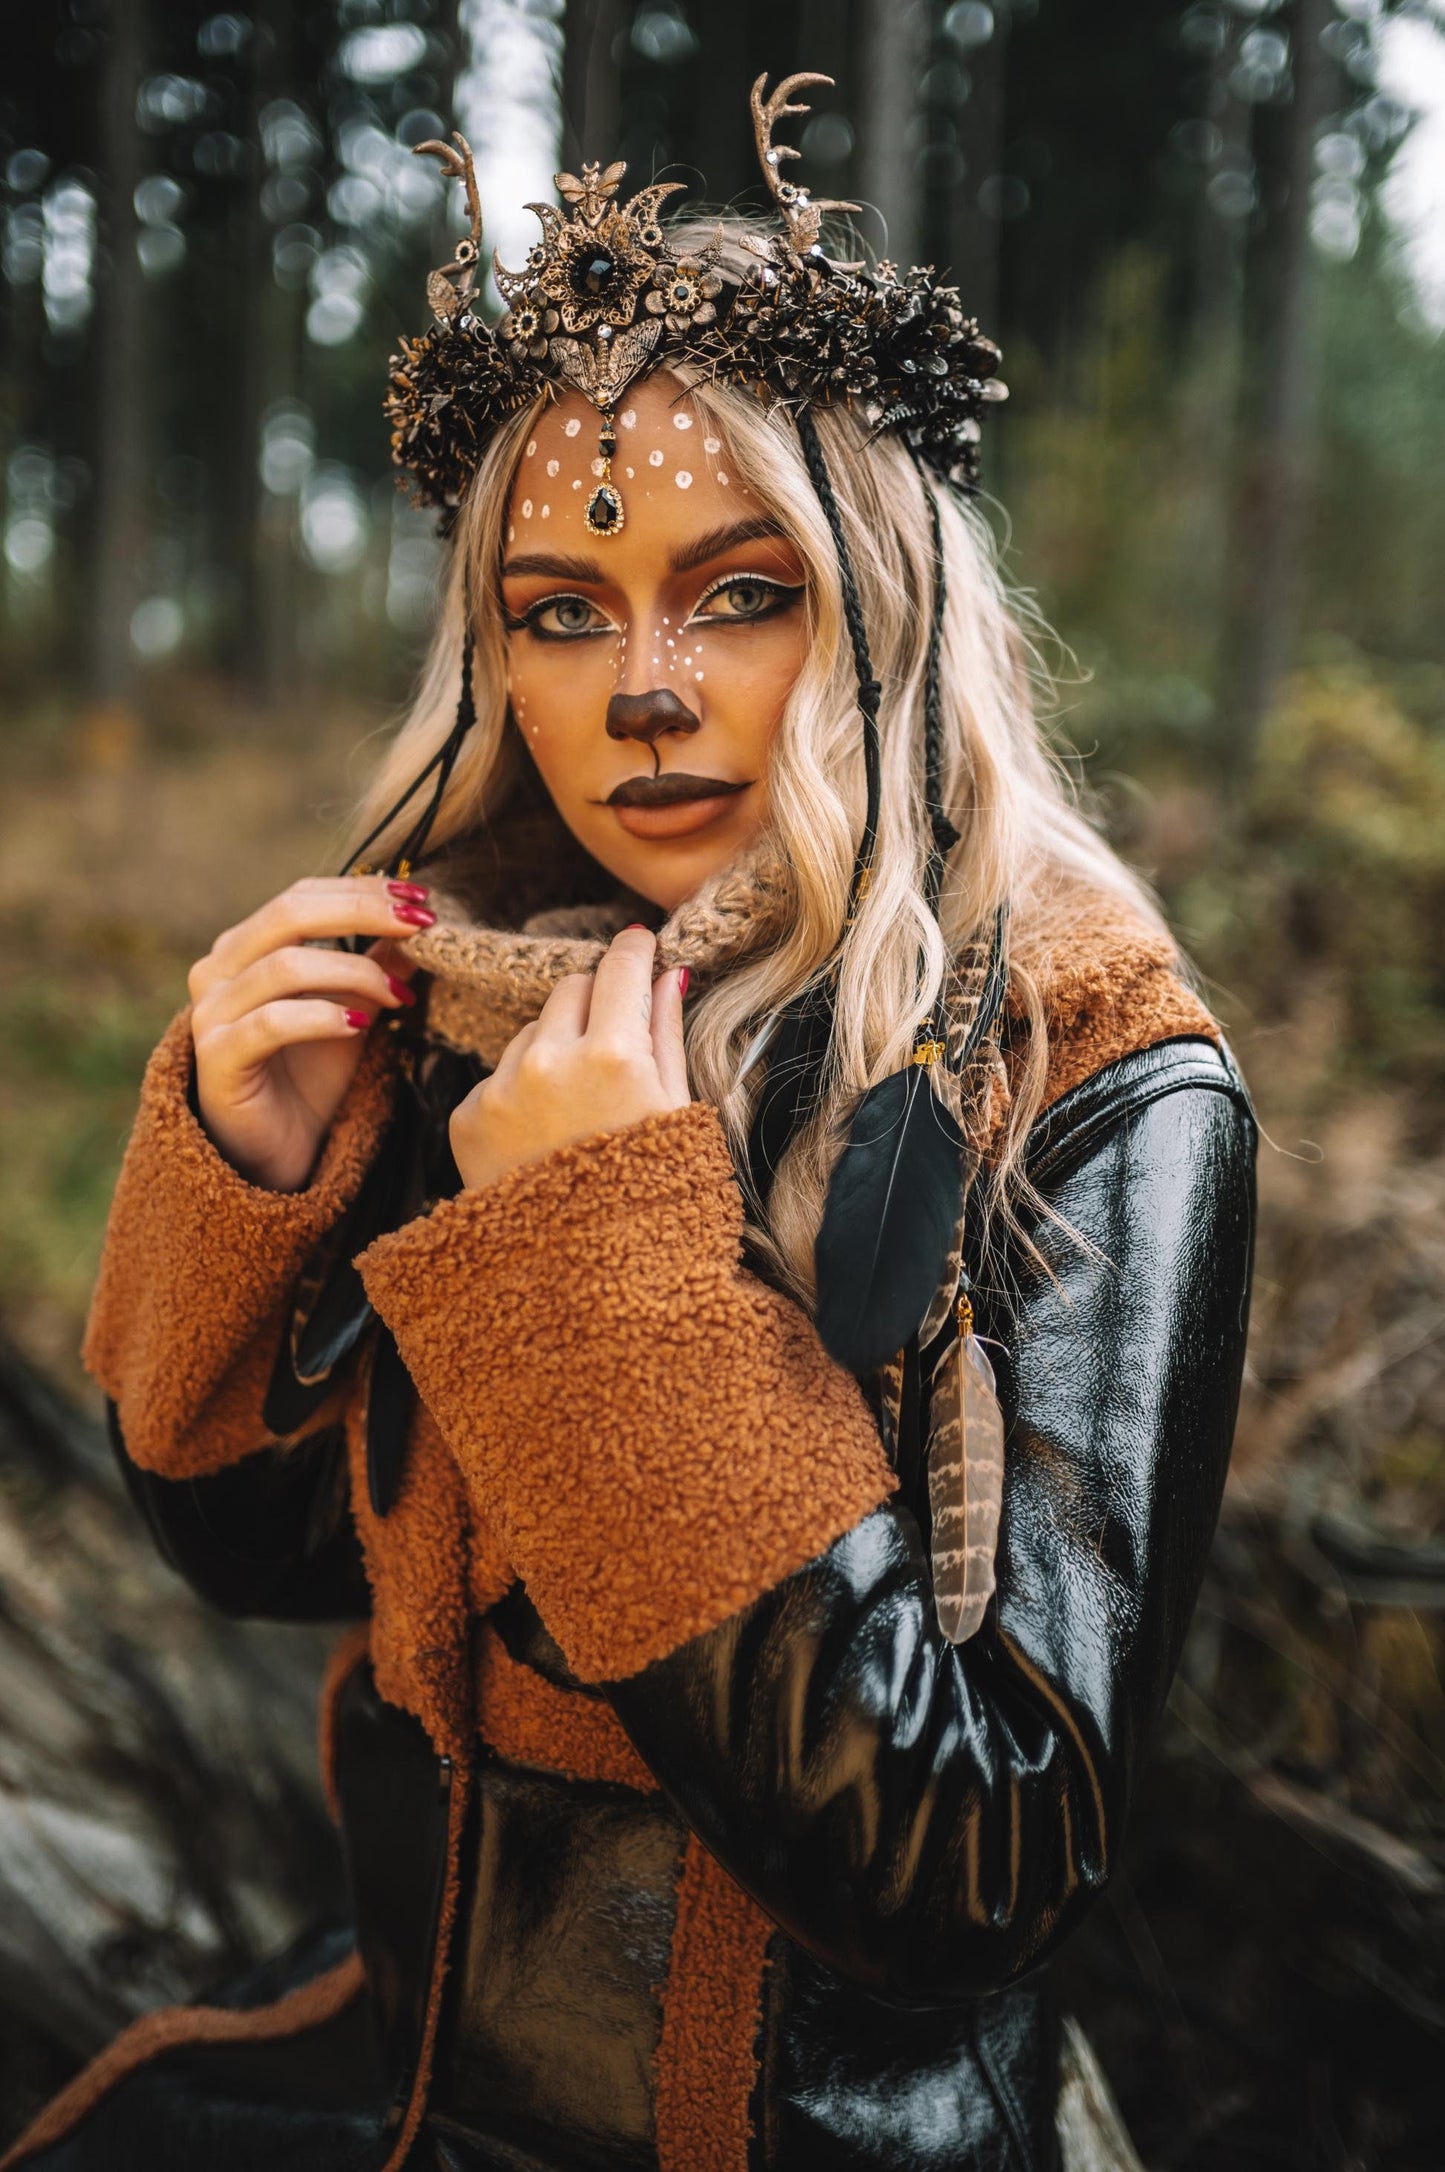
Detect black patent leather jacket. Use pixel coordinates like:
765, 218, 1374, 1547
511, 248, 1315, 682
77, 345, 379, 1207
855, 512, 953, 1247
108, 1031, 1258, 2171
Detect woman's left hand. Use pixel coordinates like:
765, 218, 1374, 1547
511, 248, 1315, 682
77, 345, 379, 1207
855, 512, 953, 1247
449, 926, 690, 1191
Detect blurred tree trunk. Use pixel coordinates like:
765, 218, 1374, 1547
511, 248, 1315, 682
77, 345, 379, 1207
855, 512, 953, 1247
252, 0, 303, 703
214, 3, 278, 699
561, 0, 627, 170
89, 0, 146, 706
855, 0, 929, 267
1220, 0, 1336, 786
944, 5, 1009, 335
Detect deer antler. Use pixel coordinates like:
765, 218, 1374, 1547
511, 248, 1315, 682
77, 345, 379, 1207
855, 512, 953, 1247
415, 131, 482, 253
414, 132, 483, 321
749, 71, 859, 257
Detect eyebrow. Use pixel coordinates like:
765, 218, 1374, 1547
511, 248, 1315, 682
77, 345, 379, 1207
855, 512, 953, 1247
499, 517, 792, 586
669, 517, 790, 575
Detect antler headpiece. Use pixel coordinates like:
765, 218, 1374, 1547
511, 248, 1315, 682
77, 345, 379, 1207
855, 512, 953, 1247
385, 74, 1005, 531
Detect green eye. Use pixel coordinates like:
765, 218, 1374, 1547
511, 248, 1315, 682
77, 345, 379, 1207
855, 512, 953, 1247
692, 575, 803, 624
508, 594, 614, 641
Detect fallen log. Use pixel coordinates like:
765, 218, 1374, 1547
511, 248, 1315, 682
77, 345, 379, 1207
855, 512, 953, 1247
0, 1331, 345, 2144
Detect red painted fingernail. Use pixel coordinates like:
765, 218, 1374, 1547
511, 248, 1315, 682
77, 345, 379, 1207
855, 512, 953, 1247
678, 966, 690, 998
344, 1009, 371, 1030
392, 903, 436, 926
386, 880, 430, 900
624, 922, 648, 931
385, 974, 417, 1006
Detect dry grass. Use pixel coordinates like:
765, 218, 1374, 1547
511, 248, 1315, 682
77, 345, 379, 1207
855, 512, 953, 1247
0, 682, 395, 1393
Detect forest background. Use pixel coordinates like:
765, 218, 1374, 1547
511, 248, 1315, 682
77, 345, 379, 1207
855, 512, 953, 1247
2, 1, 1444, 2164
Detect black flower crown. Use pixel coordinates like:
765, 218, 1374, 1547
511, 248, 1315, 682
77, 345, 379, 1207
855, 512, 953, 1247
384, 73, 1008, 523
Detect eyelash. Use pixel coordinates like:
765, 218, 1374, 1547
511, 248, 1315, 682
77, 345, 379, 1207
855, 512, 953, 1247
689, 574, 804, 625
503, 575, 804, 644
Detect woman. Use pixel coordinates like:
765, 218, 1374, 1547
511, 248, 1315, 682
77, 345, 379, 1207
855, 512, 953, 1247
3, 79, 1257, 2172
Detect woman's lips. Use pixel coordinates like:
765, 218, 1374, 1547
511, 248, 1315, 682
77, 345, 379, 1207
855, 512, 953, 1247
610, 788, 749, 840
604, 774, 752, 841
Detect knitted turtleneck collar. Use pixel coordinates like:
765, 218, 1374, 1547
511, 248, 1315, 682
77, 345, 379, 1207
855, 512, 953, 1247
391, 825, 796, 1067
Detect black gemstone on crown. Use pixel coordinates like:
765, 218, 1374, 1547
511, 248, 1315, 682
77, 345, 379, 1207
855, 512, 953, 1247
574, 251, 616, 298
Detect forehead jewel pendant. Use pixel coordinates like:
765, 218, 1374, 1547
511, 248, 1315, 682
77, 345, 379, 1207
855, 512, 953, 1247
584, 388, 624, 537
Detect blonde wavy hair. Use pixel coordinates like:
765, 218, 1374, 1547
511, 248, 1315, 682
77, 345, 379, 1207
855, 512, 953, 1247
341, 221, 1175, 1309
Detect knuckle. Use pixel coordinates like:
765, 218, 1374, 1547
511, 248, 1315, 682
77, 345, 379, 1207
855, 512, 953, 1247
588, 1037, 636, 1077
516, 1042, 559, 1088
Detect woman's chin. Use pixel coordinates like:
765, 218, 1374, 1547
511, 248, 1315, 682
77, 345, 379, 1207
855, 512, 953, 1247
584, 797, 763, 912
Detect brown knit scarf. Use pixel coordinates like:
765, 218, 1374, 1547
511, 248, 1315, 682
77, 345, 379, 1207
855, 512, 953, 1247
390, 822, 797, 1066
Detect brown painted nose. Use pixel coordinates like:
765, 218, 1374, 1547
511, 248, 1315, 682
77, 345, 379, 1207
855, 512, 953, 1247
605, 688, 700, 746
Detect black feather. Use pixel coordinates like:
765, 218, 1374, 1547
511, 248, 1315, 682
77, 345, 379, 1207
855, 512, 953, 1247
814, 1063, 969, 1377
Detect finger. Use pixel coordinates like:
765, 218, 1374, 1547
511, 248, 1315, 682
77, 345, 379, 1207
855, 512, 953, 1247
365, 937, 421, 983
195, 876, 437, 992
487, 1018, 538, 1085
650, 967, 690, 1104
199, 944, 413, 1029
532, 970, 594, 1045
584, 927, 657, 1052
198, 998, 373, 1076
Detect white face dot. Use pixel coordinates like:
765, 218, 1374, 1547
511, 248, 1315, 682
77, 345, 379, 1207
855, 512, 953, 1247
507, 524, 515, 542
546, 458, 560, 477
648, 449, 665, 468
703, 436, 721, 455
521, 498, 533, 518
541, 503, 550, 518
620, 409, 636, 429
695, 670, 704, 682
563, 417, 582, 437
673, 413, 694, 430
525, 439, 537, 458
675, 470, 693, 489
572, 477, 582, 490
590, 455, 607, 477
716, 472, 730, 487
625, 465, 635, 478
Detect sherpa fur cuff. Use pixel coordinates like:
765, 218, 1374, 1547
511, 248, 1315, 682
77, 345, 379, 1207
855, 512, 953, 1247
355, 1099, 899, 1682
81, 1005, 397, 1478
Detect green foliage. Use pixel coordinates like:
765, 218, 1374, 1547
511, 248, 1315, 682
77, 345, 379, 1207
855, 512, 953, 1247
1179, 651, 1445, 1091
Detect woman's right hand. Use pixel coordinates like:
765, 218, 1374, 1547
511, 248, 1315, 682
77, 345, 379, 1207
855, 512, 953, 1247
188, 874, 437, 1194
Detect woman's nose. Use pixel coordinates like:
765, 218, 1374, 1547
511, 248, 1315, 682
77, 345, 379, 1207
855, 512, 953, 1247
605, 688, 701, 746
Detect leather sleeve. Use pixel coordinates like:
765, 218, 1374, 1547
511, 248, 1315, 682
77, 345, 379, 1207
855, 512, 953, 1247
105, 1395, 372, 1623
604, 1038, 1258, 2008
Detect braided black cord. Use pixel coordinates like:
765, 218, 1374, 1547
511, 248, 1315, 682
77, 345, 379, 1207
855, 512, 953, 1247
794, 409, 881, 917
397, 622, 475, 870
922, 487, 962, 923
339, 626, 476, 885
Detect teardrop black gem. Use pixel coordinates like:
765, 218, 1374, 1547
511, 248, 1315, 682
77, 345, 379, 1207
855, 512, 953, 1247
584, 483, 624, 535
